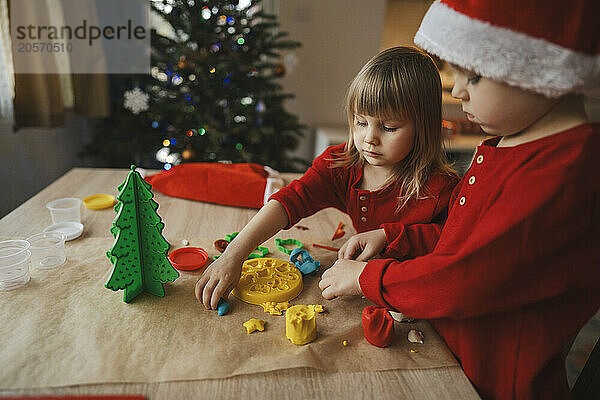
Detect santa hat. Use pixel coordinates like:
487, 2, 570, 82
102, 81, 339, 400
414, 0, 600, 98
144, 163, 284, 209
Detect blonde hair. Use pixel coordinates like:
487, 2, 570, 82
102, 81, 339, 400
332, 46, 456, 209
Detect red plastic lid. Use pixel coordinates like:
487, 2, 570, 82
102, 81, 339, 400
168, 247, 208, 271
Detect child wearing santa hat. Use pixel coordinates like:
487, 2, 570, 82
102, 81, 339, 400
319, 1, 600, 399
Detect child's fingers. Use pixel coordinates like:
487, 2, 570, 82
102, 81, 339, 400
341, 240, 359, 260
320, 284, 338, 300
319, 268, 337, 299
355, 244, 377, 261
210, 279, 230, 310
337, 242, 348, 259
195, 275, 209, 302
224, 283, 237, 302
202, 278, 219, 309
318, 276, 329, 291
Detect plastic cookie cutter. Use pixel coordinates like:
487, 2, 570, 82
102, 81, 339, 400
289, 248, 320, 275
275, 238, 304, 255
213, 232, 269, 260
225, 232, 239, 242
247, 246, 270, 259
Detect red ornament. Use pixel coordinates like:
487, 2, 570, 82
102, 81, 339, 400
362, 306, 395, 348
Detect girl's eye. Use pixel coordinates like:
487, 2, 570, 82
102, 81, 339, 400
467, 75, 481, 84
383, 126, 398, 132
355, 120, 367, 127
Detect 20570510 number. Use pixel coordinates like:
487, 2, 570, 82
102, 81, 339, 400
18, 42, 73, 53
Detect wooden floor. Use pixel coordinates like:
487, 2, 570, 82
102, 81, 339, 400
566, 308, 600, 388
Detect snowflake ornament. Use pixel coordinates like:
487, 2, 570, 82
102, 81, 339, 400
123, 87, 149, 114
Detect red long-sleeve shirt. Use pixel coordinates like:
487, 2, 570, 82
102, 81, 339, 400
270, 144, 459, 233
360, 123, 600, 400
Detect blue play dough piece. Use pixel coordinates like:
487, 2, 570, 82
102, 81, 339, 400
290, 248, 320, 275
217, 298, 230, 316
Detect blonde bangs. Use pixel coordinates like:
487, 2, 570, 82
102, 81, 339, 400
347, 63, 409, 124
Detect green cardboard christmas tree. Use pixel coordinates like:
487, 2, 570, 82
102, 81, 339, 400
106, 165, 179, 303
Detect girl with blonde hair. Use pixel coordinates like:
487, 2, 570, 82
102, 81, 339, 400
196, 46, 458, 309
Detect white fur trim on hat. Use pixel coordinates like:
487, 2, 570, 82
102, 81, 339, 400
414, 1, 600, 98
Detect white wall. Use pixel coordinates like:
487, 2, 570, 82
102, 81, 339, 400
277, 0, 387, 160
1, 115, 95, 217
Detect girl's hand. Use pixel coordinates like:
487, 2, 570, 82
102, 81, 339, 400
319, 259, 367, 300
338, 228, 387, 261
194, 200, 289, 310
195, 253, 244, 310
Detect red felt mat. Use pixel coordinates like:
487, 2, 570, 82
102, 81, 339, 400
145, 162, 269, 209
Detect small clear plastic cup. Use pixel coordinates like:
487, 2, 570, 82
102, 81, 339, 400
46, 197, 82, 224
26, 231, 67, 270
0, 240, 31, 291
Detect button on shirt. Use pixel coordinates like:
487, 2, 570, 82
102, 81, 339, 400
269, 144, 459, 233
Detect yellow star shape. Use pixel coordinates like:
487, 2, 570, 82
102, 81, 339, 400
243, 318, 266, 334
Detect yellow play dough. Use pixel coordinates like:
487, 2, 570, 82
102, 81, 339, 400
243, 318, 266, 334
310, 304, 325, 313
285, 305, 317, 345
231, 258, 303, 305
261, 301, 292, 315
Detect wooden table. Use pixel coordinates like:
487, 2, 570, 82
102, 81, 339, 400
0, 168, 480, 400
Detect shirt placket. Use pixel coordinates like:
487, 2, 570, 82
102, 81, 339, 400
459, 151, 485, 208
358, 192, 371, 227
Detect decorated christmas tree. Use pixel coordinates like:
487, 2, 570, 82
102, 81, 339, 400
106, 165, 179, 303
83, 0, 306, 172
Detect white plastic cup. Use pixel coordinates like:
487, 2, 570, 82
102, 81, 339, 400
46, 198, 82, 224
0, 240, 31, 291
26, 231, 67, 270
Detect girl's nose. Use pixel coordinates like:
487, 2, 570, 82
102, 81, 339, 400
364, 127, 379, 145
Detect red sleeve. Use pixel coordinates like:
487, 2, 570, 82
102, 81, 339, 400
269, 146, 347, 229
380, 173, 460, 259
359, 169, 600, 318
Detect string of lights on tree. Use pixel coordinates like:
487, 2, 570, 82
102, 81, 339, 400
83, 0, 307, 172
